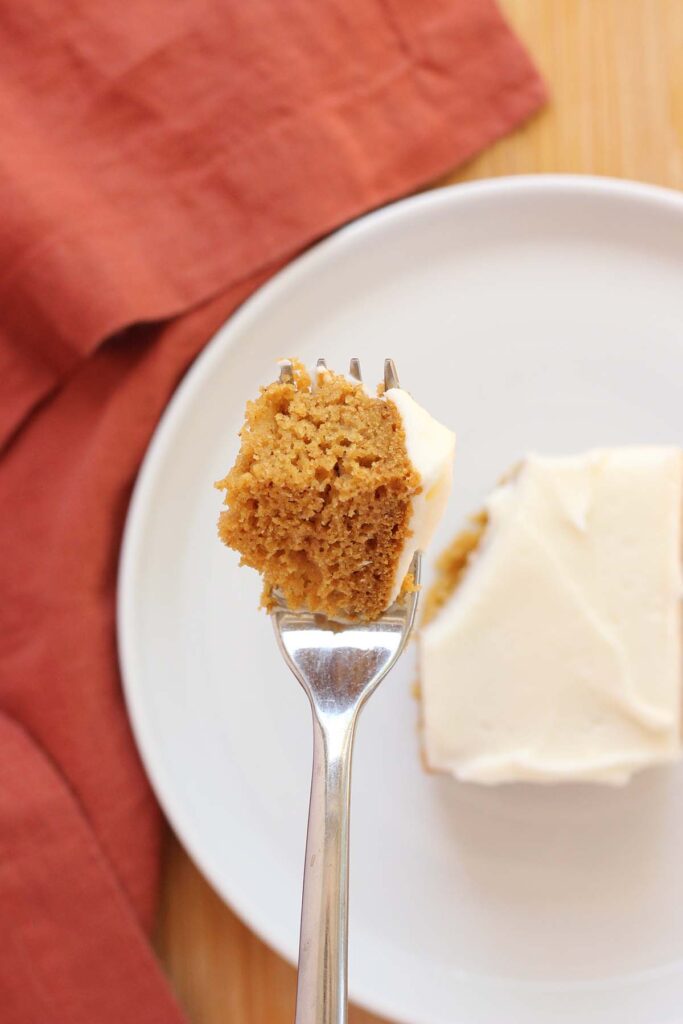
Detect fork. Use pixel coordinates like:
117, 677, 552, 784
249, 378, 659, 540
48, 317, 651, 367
272, 358, 422, 1024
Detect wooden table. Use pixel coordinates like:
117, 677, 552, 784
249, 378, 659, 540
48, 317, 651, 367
156, 2, 683, 1021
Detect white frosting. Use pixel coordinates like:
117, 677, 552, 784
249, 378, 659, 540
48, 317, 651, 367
420, 448, 683, 785
385, 388, 456, 604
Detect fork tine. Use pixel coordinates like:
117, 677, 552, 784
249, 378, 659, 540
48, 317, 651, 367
349, 357, 362, 382
279, 359, 293, 382
384, 358, 400, 391
314, 358, 329, 392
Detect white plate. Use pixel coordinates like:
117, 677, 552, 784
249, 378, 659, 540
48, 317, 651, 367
118, 177, 683, 1024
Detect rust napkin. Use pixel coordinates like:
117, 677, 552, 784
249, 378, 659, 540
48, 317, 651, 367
0, 1, 545, 1020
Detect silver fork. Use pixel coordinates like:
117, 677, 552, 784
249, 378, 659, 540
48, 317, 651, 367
272, 358, 421, 1024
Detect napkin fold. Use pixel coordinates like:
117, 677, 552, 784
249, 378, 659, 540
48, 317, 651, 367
0, 712, 187, 1024
0, 0, 544, 1020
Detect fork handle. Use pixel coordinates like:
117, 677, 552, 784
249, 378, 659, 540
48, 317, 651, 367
295, 704, 359, 1024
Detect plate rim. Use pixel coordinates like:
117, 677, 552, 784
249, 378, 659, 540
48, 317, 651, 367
117, 174, 683, 1024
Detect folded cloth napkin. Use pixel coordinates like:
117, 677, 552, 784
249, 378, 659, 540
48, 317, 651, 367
0, 0, 545, 1020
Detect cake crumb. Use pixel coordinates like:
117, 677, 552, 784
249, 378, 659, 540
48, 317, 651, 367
216, 361, 419, 621
421, 512, 488, 626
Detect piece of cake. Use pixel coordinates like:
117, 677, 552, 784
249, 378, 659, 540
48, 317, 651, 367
420, 448, 683, 785
216, 359, 455, 621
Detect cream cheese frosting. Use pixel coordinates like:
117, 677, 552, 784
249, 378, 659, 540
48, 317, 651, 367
420, 448, 683, 785
385, 388, 455, 604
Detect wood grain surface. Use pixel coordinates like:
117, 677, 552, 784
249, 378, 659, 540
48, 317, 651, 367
155, 2, 683, 1021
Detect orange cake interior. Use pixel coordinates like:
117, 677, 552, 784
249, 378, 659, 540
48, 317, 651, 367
216, 361, 420, 621
421, 464, 519, 626
421, 511, 488, 628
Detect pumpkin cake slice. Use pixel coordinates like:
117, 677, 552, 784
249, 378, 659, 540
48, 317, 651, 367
419, 447, 683, 785
216, 358, 455, 621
